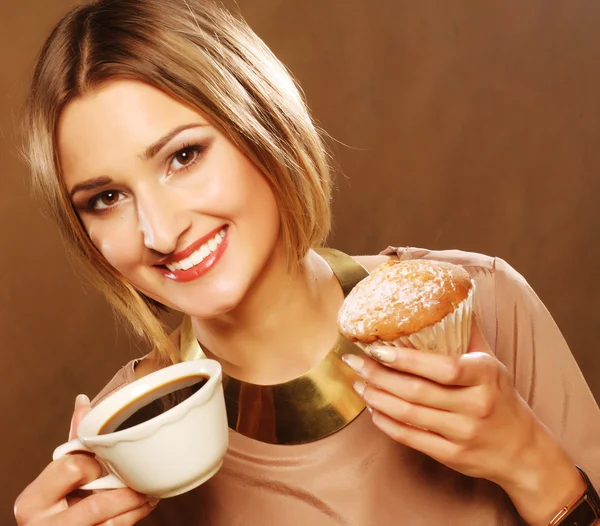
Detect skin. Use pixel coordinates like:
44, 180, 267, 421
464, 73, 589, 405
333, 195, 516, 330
14, 396, 158, 526
344, 323, 585, 525
15, 80, 584, 525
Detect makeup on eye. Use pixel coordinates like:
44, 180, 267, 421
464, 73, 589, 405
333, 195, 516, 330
87, 189, 128, 212
167, 142, 206, 176
71, 137, 210, 213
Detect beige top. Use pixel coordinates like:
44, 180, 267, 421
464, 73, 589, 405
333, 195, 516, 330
93, 246, 600, 526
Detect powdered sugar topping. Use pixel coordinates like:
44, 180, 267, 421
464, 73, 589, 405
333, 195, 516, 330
337, 259, 472, 342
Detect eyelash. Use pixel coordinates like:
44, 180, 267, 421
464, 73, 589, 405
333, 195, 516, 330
85, 143, 206, 213
167, 142, 205, 176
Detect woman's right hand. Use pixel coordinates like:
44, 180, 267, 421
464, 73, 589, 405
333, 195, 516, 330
14, 394, 159, 525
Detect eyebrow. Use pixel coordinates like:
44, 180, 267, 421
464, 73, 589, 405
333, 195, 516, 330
69, 176, 113, 199
141, 123, 208, 161
68, 123, 208, 199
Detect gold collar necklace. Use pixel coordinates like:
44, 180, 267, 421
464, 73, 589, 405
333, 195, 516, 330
179, 248, 369, 445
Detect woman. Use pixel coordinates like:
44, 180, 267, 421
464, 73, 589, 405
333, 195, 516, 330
14, 1, 600, 525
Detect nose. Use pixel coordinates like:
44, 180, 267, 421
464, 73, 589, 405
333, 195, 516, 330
135, 186, 191, 255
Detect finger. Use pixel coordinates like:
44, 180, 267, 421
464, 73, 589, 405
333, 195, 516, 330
357, 343, 499, 387
344, 349, 465, 387
359, 316, 494, 382
66, 489, 92, 508
69, 394, 92, 440
15, 454, 103, 522
54, 490, 156, 526
96, 499, 159, 526
467, 317, 493, 355
358, 382, 477, 442
344, 354, 470, 412
370, 408, 460, 461
345, 355, 498, 418
452, 352, 504, 387
360, 343, 463, 384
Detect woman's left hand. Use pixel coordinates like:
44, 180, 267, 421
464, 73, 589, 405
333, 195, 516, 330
342, 319, 585, 525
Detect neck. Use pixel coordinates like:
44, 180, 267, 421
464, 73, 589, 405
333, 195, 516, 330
190, 245, 344, 384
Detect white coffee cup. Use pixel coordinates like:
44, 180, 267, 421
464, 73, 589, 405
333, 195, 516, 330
53, 359, 228, 498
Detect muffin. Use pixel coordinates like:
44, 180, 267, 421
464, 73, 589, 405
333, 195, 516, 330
337, 259, 474, 356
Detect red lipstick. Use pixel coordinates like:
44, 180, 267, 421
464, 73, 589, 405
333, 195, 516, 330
156, 225, 228, 283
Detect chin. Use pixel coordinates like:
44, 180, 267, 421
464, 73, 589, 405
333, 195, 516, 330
171, 279, 249, 320
186, 297, 241, 319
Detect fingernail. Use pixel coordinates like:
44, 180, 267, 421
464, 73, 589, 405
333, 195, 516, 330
367, 406, 373, 414
365, 346, 397, 364
75, 394, 90, 407
149, 497, 160, 507
353, 381, 366, 397
342, 354, 365, 373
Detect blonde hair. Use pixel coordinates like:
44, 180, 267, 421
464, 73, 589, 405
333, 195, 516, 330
25, 0, 332, 363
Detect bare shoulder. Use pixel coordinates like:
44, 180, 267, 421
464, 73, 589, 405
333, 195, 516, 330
351, 254, 397, 273
134, 324, 183, 380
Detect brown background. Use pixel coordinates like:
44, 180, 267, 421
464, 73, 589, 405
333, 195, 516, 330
1, 0, 599, 523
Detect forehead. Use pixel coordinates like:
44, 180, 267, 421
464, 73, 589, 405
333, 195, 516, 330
57, 80, 207, 183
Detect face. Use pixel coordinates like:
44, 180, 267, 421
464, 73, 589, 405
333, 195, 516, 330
58, 80, 282, 318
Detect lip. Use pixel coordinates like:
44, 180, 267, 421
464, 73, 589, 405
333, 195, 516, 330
156, 225, 229, 283
156, 225, 227, 266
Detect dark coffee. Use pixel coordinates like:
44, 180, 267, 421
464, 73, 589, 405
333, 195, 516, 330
99, 373, 209, 435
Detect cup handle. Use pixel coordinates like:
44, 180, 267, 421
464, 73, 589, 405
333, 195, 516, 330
52, 439, 127, 491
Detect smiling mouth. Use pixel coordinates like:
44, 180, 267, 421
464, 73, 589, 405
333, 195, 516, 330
160, 226, 227, 272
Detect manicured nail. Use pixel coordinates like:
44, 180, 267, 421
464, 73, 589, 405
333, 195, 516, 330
75, 394, 90, 407
353, 381, 366, 397
366, 346, 397, 364
342, 354, 365, 373
367, 406, 373, 414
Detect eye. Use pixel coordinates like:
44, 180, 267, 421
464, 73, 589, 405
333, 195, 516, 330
168, 145, 204, 174
89, 190, 126, 211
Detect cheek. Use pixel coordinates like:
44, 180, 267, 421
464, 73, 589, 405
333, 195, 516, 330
245, 176, 281, 236
223, 161, 280, 228
182, 153, 280, 230
87, 215, 142, 272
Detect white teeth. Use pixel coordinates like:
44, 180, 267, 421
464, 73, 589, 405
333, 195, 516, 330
199, 245, 210, 259
165, 228, 226, 273
179, 257, 194, 271
190, 251, 203, 266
